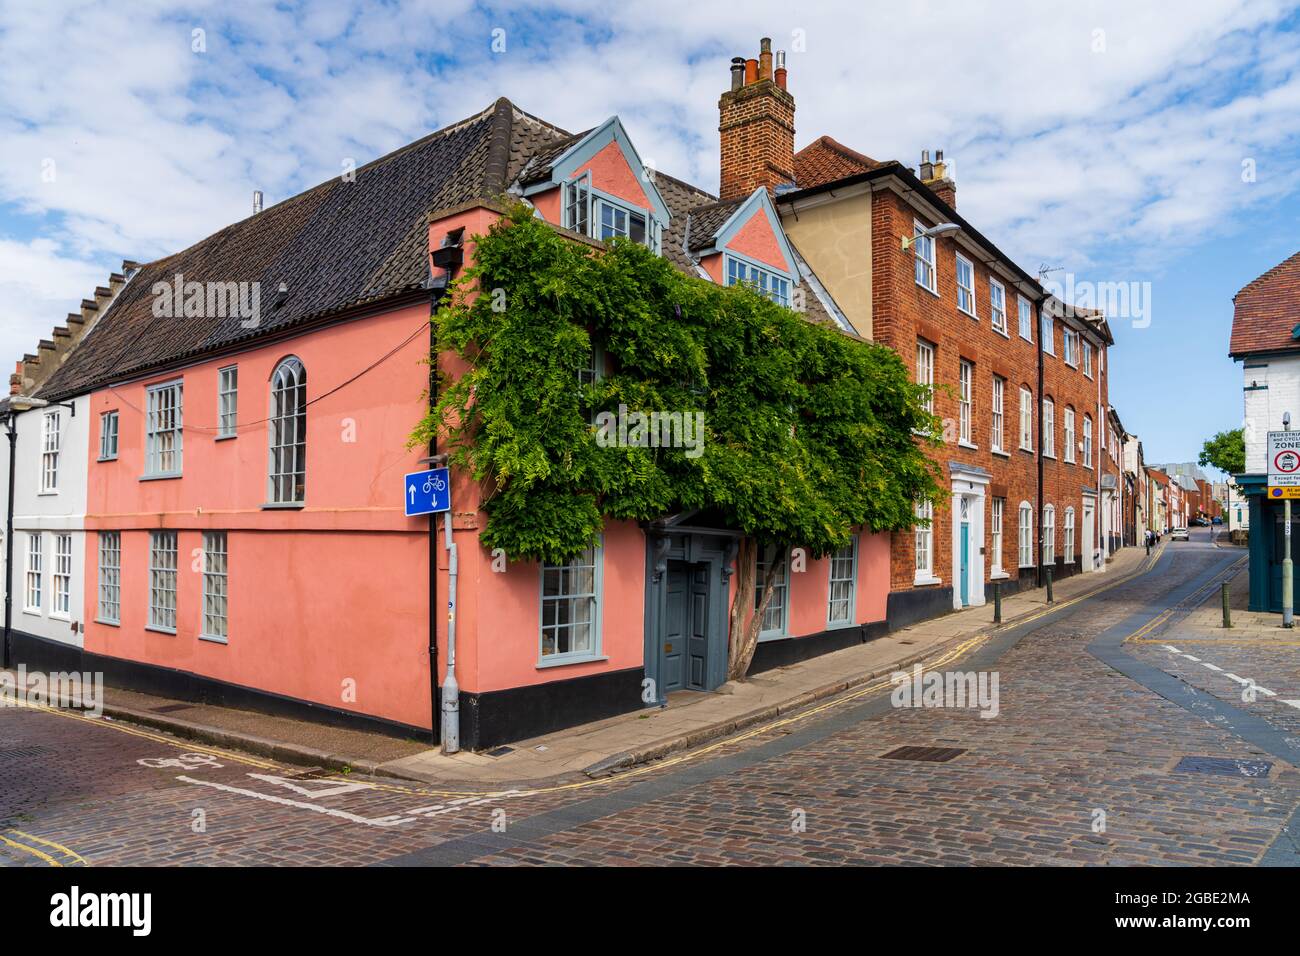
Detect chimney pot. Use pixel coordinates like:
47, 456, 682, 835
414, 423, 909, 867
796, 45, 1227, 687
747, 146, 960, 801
745, 58, 758, 85
730, 56, 745, 91
774, 50, 787, 90
759, 37, 773, 80
253, 190, 264, 215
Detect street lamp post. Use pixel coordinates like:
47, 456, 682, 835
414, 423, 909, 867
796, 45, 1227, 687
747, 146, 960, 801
1285, 412, 1294, 629
2, 410, 15, 668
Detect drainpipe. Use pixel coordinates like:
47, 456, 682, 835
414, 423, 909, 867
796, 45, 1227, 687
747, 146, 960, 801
1035, 296, 1045, 589
2, 411, 15, 669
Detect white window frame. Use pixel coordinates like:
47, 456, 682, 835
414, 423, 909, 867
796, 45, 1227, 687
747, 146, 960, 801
201, 531, 229, 643
218, 365, 239, 439
955, 253, 976, 317
1018, 502, 1034, 569
1042, 397, 1055, 458
917, 339, 935, 414
1063, 408, 1076, 463
1083, 340, 1094, 378
991, 376, 1005, 453
1019, 386, 1033, 451
148, 530, 178, 633
1083, 416, 1094, 468
24, 533, 42, 613
1064, 507, 1076, 564
539, 542, 603, 665
1041, 312, 1055, 355
99, 410, 119, 461
40, 410, 60, 493
51, 533, 72, 619
97, 531, 121, 625
990, 497, 1004, 574
268, 357, 307, 505
145, 379, 183, 478
959, 359, 973, 445
725, 255, 792, 307
755, 546, 790, 640
1042, 506, 1056, 565
913, 220, 937, 294
990, 279, 1007, 335
1063, 329, 1078, 367
826, 536, 858, 628
915, 500, 938, 583
1018, 295, 1034, 342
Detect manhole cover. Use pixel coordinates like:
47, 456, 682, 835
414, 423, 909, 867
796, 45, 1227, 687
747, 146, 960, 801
880, 745, 966, 763
149, 703, 194, 714
1173, 756, 1272, 778
0, 746, 54, 760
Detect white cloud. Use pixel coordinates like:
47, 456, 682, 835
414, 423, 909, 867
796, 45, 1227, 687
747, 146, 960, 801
2, 0, 1300, 367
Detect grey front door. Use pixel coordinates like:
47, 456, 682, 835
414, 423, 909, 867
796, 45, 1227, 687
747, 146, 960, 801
660, 561, 710, 693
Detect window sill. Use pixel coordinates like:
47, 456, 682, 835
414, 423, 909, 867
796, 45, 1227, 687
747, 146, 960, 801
1019, 445, 1034, 454
825, 619, 857, 631
991, 448, 1010, 458
215, 435, 237, 442
913, 574, 943, 587
49, 613, 70, 623
990, 570, 1010, 580
1019, 333, 1034, 345
96, 457, 117, 463
139, 473, 182, 482
957, 440, 979, 451
993, 325, 1010, 339
757, 631, 788, 643
915, 280, 941, 299
21, 609, 42, 618
536, 654, 607, 670
199, 633, 228, 645
94, 618, 120, 628
37, 491, 59, 497
958, 306, 978, 320
1042, 452, 1056, 460
145, 625, 177, 636
262, 502, 305, 510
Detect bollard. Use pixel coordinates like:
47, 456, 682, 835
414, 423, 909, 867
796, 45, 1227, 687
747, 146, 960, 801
1222, 581, 1232, 629
993, 581, 1002, 624
1045, 567, 1054, 604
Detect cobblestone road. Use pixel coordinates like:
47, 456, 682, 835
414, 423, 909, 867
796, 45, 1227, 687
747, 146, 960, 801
3, 527, 1297, 866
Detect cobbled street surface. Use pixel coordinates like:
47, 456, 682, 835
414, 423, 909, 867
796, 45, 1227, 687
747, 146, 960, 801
3, 527, 1299, 867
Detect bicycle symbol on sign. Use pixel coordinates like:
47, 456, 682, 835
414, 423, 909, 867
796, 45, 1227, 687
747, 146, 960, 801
423, 474, 447, 495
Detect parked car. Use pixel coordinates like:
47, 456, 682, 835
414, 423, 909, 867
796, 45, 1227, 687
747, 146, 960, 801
1212, 516, 1223, 525
1172, 527, 1190, 541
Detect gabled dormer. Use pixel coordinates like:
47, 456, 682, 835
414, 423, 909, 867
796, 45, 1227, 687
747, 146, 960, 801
518, 116, 671, 254
689, 187, 799, 308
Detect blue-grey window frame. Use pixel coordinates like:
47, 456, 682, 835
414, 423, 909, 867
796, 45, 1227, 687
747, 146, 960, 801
826, 535, 859, 629
537, 538, 605, 667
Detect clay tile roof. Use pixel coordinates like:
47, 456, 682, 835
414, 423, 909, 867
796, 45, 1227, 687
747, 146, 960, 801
1229, 249, 1300, 358
685, 198, 746, 251
794, 135, 883, 189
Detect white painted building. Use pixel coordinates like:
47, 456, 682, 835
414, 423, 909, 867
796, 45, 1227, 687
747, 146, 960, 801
1242, 354, 1300, 473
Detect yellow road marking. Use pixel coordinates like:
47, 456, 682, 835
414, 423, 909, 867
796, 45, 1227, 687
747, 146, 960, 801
0, 832, 62, 866
9, 829, 87, 866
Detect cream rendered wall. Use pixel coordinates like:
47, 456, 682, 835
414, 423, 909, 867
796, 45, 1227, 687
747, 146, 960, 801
780, 189, 873, 339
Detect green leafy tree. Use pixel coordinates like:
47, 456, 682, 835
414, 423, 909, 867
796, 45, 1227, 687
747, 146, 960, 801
413, 205, 941, 679
1198, 428, 1245, 476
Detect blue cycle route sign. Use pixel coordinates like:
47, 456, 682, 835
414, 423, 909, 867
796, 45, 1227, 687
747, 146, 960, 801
404, 467, 451, 517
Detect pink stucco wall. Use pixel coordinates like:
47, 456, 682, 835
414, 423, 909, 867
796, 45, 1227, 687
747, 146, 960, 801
564, 139, 652, 210
725, 207, 790, 273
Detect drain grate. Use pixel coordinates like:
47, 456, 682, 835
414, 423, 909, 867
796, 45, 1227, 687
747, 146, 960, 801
880, 745, 966, 763
0, 745, 54, 760
485, 745, 515, 757
1174, 756, 1272, 778
149, 703, 194, 714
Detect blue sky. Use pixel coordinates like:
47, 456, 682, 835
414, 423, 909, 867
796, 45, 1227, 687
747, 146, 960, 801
3, 1, 1300, 476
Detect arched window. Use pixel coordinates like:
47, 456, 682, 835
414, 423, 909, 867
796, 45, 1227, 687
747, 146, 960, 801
1064, 507, 1076, 563
1018, 502, 1034, 569
1042, 505, 1056, 565
269, 357, 306, 504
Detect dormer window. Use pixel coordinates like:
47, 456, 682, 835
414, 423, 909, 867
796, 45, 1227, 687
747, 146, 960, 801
597, 200, 647, 244
726, 256, 791, 307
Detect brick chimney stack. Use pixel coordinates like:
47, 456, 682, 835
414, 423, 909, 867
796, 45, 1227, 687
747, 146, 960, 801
719, 37, 795, 202
920, 148, 957, 208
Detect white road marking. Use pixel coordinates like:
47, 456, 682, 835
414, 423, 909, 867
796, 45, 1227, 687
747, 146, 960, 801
246, 773, 375, 799
176, 775, 415, 828
1256, 687, 1278, 697
1282, 700, 1300, 711
1183, 655, 1202, 662
1163, 645, 1181, 653
1202, 662, 1223, 672
1224, 673, 1248, 684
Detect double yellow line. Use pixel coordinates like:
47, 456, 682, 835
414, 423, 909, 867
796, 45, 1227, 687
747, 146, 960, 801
0, 829, 85, 867
1124, 555, 1247, 645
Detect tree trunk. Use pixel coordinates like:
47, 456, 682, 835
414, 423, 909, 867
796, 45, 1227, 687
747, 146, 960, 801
727, 538, 783, 682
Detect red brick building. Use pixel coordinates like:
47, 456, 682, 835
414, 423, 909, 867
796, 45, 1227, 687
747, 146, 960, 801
704, 40, 1119, 624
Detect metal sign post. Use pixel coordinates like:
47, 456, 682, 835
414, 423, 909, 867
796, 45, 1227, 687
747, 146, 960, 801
1269, 426, 1298, 627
